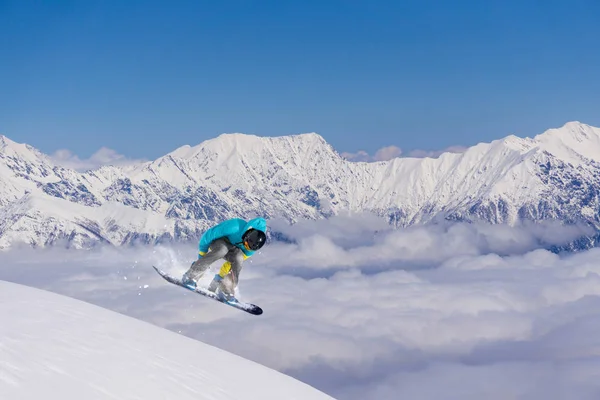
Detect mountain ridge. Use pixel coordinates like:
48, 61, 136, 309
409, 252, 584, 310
1, 121, 599, 249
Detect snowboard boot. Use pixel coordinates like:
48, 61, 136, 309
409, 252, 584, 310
207, 274, 223, 293
181, 272, 197, 289
217, 288, 236, 303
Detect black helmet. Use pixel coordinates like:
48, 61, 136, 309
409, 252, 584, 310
242, 228, 266, 251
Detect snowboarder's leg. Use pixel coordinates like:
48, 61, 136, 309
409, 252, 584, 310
207, 244, 244, 297
218, 247, 245, 298
183, 239, 229, 285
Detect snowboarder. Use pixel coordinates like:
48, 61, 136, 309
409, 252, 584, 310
181, 217, 267, 301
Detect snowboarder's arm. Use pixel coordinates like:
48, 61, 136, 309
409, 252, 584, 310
198, 220, 240, 256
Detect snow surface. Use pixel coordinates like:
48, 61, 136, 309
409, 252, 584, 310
1, 121, 600, 249
0, 279, 335, 400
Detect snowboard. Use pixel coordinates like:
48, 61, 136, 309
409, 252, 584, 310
152, 266, 263, 315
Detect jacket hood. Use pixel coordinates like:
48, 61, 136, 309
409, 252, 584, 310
243, 217, 267, 233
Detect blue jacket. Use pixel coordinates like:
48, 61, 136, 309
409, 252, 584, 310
198, 217, 267, 258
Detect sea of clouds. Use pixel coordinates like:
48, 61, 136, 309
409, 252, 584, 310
2, 214, 600, 400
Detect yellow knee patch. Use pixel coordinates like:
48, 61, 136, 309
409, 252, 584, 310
218, 261, 232, 278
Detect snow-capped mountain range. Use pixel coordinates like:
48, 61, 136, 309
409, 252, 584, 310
1, 121, 600, 249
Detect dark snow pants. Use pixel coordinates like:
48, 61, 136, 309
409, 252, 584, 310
185, 238, 244, 295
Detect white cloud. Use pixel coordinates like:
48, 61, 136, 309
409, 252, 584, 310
342, 144, 467, 162
1, 218, 600, 400
264, 216, 594, 273
407, 145, 468, 158
340, 150, 372, 162
373, 145, 403, 161
341, 145, 402, 162
51, 147, 147, 171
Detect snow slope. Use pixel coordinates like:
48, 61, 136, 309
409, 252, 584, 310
1, 121, 600, 249
0, 280, 335, 400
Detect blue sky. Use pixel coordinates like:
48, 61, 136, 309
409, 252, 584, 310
1, 0, 599, 161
